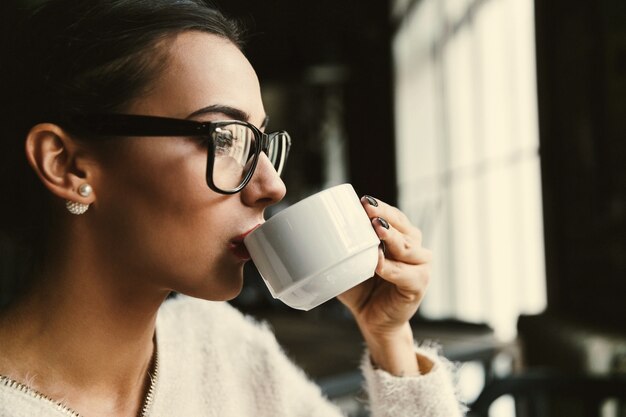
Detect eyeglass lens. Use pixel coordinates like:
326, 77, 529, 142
211, 123, 288, 192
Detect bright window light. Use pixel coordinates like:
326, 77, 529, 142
393, 0, 546, 340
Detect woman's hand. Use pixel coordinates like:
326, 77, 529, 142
337, 195, 433, 376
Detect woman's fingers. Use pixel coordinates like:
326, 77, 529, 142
374, 251, 431, 299
372, 217, 432, 265
362, 195, 430, 265
361, 195, 417, 236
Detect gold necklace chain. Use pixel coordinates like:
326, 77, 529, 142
0, 375, 82, 417
0, 348, 159, 417
139, 346, 159, 417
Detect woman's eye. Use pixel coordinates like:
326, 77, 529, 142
213, 128, 235, 149
215, 133, 233, 148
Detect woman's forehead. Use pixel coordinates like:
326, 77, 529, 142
128, 31, 266, 125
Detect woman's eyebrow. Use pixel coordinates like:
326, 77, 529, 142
188, 105, 269, 129
187, 104, 250, 122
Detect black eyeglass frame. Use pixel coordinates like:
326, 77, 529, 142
64, 113, 291, 195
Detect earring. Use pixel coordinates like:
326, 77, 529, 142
78, 183, 93, 197
66, 200, 89, 215
66, 183, 93, 215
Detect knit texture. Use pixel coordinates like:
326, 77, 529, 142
362, 343, 467, 417
0, 296, 464, 416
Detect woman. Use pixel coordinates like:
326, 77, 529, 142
0, 0, 464, 416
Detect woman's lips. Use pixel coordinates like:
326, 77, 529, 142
229, 241, 251, 261
232, 224, 262, 242
229, 224, 261, 261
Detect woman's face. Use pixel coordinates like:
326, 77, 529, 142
88, 31, 286, 300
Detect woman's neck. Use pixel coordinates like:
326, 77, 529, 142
0, 239, 168, 416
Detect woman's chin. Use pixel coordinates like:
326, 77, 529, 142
178, 271, 245, 301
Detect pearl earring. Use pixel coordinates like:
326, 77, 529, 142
66, 183, 93, 215
78, 183, 93, 197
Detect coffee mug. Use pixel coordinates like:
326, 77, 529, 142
244, 183, 380, 311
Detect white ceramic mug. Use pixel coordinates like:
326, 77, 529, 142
244, 183, 380, 311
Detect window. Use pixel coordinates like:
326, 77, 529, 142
393, 0, 546, 340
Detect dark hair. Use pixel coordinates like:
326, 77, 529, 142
0, 0, 244, 302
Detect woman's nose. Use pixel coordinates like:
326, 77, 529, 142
240, 152, 286, 208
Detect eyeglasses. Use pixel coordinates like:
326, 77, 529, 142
65, 113, 291, 194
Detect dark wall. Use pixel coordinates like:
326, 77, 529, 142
535, 0, 626, 330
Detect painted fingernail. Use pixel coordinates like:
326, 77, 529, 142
377, 217, 389, 229
363, 195, 378, 207
379, 240, 386, 255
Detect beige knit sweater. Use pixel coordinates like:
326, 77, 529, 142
0, 296, 464, 417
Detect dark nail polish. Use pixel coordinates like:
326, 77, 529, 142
364, 195, 378, 207
378, 217, 389, 229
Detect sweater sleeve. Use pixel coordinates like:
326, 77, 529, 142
361, 344, 466, 417
250, 319, 465, 417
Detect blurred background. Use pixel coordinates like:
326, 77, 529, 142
1, 0, 625, 416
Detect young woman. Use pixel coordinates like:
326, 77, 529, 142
0, 1, 464, 416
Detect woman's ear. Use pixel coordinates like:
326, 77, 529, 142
24, 123, 97, 205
